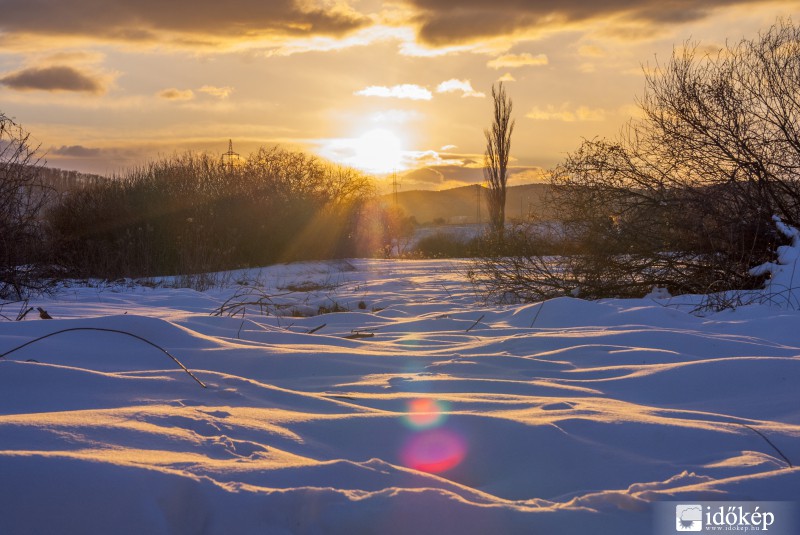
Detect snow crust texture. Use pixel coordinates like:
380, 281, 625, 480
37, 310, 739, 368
1, 259, 798, 534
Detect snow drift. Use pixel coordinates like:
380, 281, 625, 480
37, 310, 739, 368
0, 259, 798, 534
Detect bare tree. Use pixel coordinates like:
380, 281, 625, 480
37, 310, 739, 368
484, 82, 515, 239
470, 19, 800, 301
0, 113, 50, 300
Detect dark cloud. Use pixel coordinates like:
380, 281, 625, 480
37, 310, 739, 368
52, 145, 103, 157
0, 66, 104, 93
406, 0, 768, 45
0, 0, 768, 50
0, 0, 368, 43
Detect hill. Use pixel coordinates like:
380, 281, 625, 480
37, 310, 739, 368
383, 183, 552, 225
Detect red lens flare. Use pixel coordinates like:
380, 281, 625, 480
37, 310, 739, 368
401, 429, 466, 473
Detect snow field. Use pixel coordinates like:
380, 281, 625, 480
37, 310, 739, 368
1, 259, 798, 534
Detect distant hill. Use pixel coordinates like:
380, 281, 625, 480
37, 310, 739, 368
382, 183, 552, 225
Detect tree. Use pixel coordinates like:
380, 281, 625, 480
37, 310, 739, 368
0, 113, 50, 300
470, 19, 800, 301
484, 82, 515, 240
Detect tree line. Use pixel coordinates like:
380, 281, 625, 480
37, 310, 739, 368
0, 124, 416, 299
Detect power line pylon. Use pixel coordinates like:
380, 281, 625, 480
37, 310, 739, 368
222, 139, 239, 173
392, 170, 400, 207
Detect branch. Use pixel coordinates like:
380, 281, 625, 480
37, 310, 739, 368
0, 327, 206, 388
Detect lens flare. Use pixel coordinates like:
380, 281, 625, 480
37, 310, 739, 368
403, 398, 447, 429
400, 429, 466, 474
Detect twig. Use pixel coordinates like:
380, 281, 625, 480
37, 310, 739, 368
440, 283, 452, 298
741, 424, 793, 468
530, 301, 545, 328
0, 300, 33, 322
307, 323, 326, 334
0, 327, 206, 389
345, 331, 374, 339
325, 393, 356, 400
466, 314, 485, 333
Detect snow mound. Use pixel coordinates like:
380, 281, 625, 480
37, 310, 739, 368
750, 216, 800, 309
1, 259, 798, 534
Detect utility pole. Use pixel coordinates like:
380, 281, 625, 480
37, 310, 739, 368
476, 183, 481, 224
222, 139, 239, 173
392, 170, 399, 207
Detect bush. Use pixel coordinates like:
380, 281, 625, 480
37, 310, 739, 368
48, 148, 375, 278
414, 232, 471, 258
0, 113, 54, 299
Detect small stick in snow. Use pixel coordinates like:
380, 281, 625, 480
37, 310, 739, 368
741, 424, 794, 468
345, 331, 374, 339
440, 284, 452, 298
466, 314, 485, 333
326, 393, 357, 400
530, 301, 546, 328
307, 323, 326, 334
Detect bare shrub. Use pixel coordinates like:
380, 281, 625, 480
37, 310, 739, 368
471, 20, 800, 300
0, 113, 53, 299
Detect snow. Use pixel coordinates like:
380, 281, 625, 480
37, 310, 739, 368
750, 216, 800, 309
1, 258, 799, 534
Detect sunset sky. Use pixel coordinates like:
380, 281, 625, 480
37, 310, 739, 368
1, 1, 798, 191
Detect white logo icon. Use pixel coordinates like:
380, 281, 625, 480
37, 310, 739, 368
676, 504, 703, 531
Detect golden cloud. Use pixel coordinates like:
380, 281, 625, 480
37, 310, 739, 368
436, 79, 485, 98
487, 53, 548, 69
158, 88, 195, 101
526, 104, 606, 122
198, 85, 234, 99
355, 84, 433, 100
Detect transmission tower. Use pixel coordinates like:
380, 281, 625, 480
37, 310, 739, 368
391, 170, 400, 206
221, 139, 239, 173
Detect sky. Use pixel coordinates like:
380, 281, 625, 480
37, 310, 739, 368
1, 1, 799, 191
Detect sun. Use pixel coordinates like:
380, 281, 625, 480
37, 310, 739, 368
349, 128, 404, 175
317, 127, 407, 175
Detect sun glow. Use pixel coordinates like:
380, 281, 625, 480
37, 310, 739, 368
351, 128, 404, 174
320, 128, 406, 175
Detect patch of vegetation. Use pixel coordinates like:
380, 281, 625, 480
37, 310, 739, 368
47, 148, 376, 279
